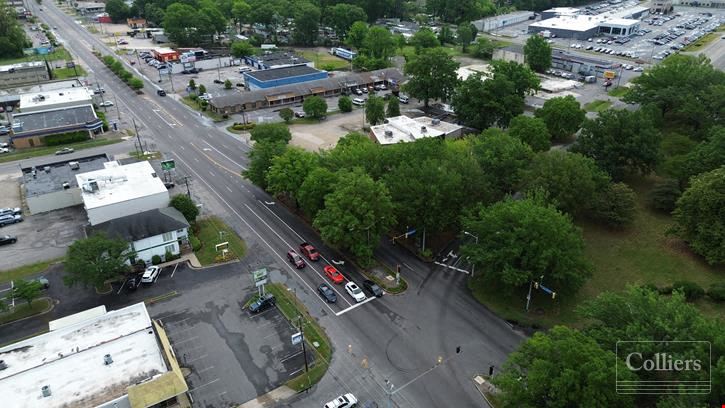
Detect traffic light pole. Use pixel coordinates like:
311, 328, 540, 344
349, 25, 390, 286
385, 346, 462, 408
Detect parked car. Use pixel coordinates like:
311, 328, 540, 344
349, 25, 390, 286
0, 235, 17, 246
294, 111, 305, 118
0, 214, 22, 226
324, 265, 345, 284
239, 66, 252, 73
354, 88, 363, 95
287, 250, 306, 268
362, 280, 383, 297
318, 283, 337, 303
55, 147, 74, 155
345, 282, 366, 303
324, 393, 358, 408
157, 89, 167, 96
399, 94, 410, 103
298, 242, 319, 261
141, 266, 161, 283
126, 274, 143, 291
379, 84, 387, 90
352, 98, 365, 106
99, 101, 114, 107
248, 293, 275, 313
33, 276, 50, 289
0, 208, 21, 216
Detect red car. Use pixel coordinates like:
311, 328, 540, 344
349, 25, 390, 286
324, 265, 344, 284
299, 242, 319, 261
287, 250, 305, 269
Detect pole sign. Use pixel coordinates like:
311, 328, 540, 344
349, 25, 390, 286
251, 268, 268, 287
160, 159, 175, 171
291, 332, 303, 345
603, 70, 616, 79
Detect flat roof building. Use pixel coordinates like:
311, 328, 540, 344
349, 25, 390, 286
243, 51, 313, 70
0, 302, 188, 408
529, 4, 647, 39
10, 105, 103, 148
243, 65, 329, 90
370, 116, 463, 145
76, 160, 170, 226
473, 11, 535, 32
75, 1, 105, 14
19, 87, 94, 113
22, 154, 110, 214
0, 61, 50, 89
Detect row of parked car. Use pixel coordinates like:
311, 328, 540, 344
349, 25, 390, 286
0, 207, 22, 247
139, 51, 171, 71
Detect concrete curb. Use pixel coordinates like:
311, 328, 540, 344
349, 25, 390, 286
0, 296, 55, 327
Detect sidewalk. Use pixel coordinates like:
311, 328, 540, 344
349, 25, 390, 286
236, 386, 297, 408
158, 253, 201, 269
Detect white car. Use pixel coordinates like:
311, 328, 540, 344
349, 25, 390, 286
345, 282, 366, 303
324, 393, 358, 408
99, 101, 114, 107
141, 266, 161, 283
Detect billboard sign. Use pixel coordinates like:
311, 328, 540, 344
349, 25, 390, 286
251, 268, 268, 287
160, 159, 175, 171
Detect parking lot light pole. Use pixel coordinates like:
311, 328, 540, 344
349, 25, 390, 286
463, 231, 478, 277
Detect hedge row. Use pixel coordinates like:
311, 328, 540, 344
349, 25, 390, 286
44, 131, 90, 146
100, 55, 144, 91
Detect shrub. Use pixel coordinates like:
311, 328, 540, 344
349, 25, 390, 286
279, 107, 294, 123
189, 234, 202, 251
658, 285, 673, 295
639, 283, 659, 293
44, 131, 90, 146
338, 96, 352, 112
232, 123, 256, 131
151, 255, 162, 265
224, 79, 232, 89
707, 283, 725, 302
672, 281, 705, 301
648, 178, 681, 213
590, 182, 637, 228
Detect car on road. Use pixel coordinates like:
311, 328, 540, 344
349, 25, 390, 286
317, 283, 337, 303
248, 293, 276, 313
0, 235, 17, 246
345, 282, 366, 303
55, 147, 74, 155
0, 147, 10, 153
157, 89, 167, 96
324, 265, 344, 284
126, 274, 143, 291
0, 214, 22, 226
99, 101, 114, 107
141, 266, 161, 283
287, 250, 306, 268
398, 95, 409, 104
324, 393, 358, 408
117, 39, 128, 45
362, 280, 383, 297
352, 97, 365, 106
298, 242, 319, 261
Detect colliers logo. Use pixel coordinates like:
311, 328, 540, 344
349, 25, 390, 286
616, 341, 711, 395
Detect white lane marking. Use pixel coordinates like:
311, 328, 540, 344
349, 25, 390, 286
170, 263, 179, 278
226, 186, 233, 193
171, 153, 339, 316
209, 170, 216, 177
152, 109, 177, 127
186, 353, 208, 363
280, 350, 303, 362
174, 336, 199, 345
203, 141, 247, 170
179, 145, 185, 150
197, 366, 215, 374
335, 296, 376, 317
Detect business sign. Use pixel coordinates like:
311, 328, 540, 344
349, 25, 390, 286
251, 268, 268, 287
66, 61, 75, 68
291, 332, 303, 345
160, 159, 175, 171
603, 70, 617, 79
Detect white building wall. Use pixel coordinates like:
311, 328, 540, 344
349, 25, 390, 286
132, 228, 186, 263
87, 191, 170, 225
26, 188, 83, 214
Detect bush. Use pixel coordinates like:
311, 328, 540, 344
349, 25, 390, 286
647, 179, 681, 213
151, 255, 162, 265
672, 281, 705, 301
707, 283, 725, 302
338, 96, 352, 113
232, 123, 256, 131
224, 79, 232, 89
279, 107, 294, 123
639, 283, 659, 293
189, 234, 202, 251
590, 182, 637, 228
44, 131, 90, 146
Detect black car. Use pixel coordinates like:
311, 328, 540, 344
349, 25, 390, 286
318, 283, 337, 303
249, 293, 275, 313
157, 89, 167, 96
362, 280, 383, 297
0, 235, 17, 246
126, 274, 143, 291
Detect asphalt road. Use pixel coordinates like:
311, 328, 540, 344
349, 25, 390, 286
23, 3, 525, 407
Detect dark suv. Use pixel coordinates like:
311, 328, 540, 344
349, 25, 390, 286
362, 280, 383, 297
249, 293, 276, 313
126, 274, 143, 291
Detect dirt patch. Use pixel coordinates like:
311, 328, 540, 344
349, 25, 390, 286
288, 110, 365, 151
0, 176, 22, 210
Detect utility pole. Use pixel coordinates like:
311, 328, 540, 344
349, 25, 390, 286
298, 316, 310, 390
182, 176, 191, 197
132, 118, 142, 156
114, 94, 120, 119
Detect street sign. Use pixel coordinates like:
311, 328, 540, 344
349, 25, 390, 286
215, 242, 229, 252
603, 70, 616, 79
160, 159, 175, 170
251, 268, 268, 287
66, 62, 75, 68
291, 332, 303, 345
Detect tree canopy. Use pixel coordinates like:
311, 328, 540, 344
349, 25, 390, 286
403, 47, 460, 108
534, 95, 586, 141
469, 129, 533, 196
327, 4, 367, 39
0, 4, 29, 57
452, 73, 524, 129
250, 123, 292, 144
365, 95, 385, 125
170, 194, 199, 222
507, 115, 551, 152
266, 147, 319, 205
64, 233, 133, 289
303, 95, 328, 120
523, 34, 552, 72
13, 279, 43, 306
293, 2, 320, 46
409, 28, 440, 53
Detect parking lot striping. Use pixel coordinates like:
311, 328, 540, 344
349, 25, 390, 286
159, 310, 186, 322
186, 354, 208, 363
226, 186, 233, 193
116, 278, 128, 295
280, 350, 303, 363
170, 263, 179, 278
335, 296, 377, 317
261, 331, 279, 340
197, 366, 215, 374
188, 378, 220, 393
249, 307, 276, 318
173, 335, 199, 345
288, 367, 305, 377
171, 154, 340, 316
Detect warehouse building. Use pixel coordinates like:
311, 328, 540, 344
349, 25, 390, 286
529, 5, 647, 39
19, 86, 94, 113
541, 7, 580, 20
494, 45, 616, 77
0, 61, 51, 88
369, 115, 463, 145
242, 65, 328, 90
473, 11, 535, 32
0, 302, 189, 408
242, 51, 313, 70
9, 105, 103, 148
22, 154, 110, 214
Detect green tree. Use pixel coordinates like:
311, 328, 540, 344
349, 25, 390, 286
403, 47, 460, 108
522, 151, 611, 216
386, 97, 400, 117
327, 4, 367, 40
243, 140, 287, 189
303, 95, 328, 120
456, 22, 476, 53
266, 147, 319, 205
409, 27, 440, 54
250, 123, 292, 144
363, 26, 395, 60
321, 132, 390, 179
681, 126, 725, 183
507, 115, 550, 152
462, 197, 591, 292
346, 21, 368, 51
293, 3, 320, 46
672, 167, 725, 265
523, 34, 552, 72
200, 4, 227, 36
224, 79, 232, 89
469, 129, 533, 196
648, 179, 681, 213
494, 326, 635, 408
452, 73, 523, 129
198, 84, 207, 95
231, 40, 254, 58
105, 0, 130, 22
338, 95, 353, 112
129, 77, 144, 90
314, 168, 395, 263
590, 182, 637, 228
394, 33, 407, 52
144, 3, 165, 26
490, 60, 540, 98
298, 167, 338, 218
365, 95, 385, 125
170, 194, 199, 222
164, 3, 202, 46
188, 79, 196, 90
231, 0, 251, 32
279, 107, 294, 123
534, 95, 585, 141
13, 279, 42, 306
470, 37, 495, 59
64, 233, 133, 289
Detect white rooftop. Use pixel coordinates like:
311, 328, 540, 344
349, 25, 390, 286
600, 18, 640, 27
544, 7, 580, 15
532, 4, 646, 32
370, 116, 461, 145
76, 160, 168, 210
457, 64, 492, 81
0, 303, 167, 408
19, 87, 94, 110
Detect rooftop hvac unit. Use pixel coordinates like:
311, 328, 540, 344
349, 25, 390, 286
432, 118, 440, 125
384, 130, 393, 138
420, 126, 427, 133
42, 385, 51, 397
62, 182, 70, 189
0, 360, 7, 370
43, 166, 51, 173
82, 179, 99, 193
68, 161, 80, 170
104, 354, 113, 365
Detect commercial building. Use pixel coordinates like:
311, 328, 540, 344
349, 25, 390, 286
0, 61, 50, 88
650, 0, 674, 13
541, 7, 580, 20
494, 44, 616, 77
87, 207, 189, 264
210, 68, 403, 114
457, 64, 492, 81
74, 1, 105, 15
0, 302, 189, 408
22, 154, 110, 214
473, 11, 536, 32
9, 105, 103, 148
76, 160, 170, 226
18, 86, 94, 113
673, 0, 725, 7
369, 115, 463, 145
528, 5, 647, 39
152, 47, 179, 62
242, 65, 328, 90
242, 51, 313, 70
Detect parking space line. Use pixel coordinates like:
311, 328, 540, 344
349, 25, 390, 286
280, 350, 303, 363
288, 367, 304, 377
197, 366, 215, 374
170, 263, 179, 278
173, 336, 199, 345
249, 308, 276, 318
167, 316, 190, 325
186, 353, 208, 363
335, 296, 376, 317
188, 378, 220, 393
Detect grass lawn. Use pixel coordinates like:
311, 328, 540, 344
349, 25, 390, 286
0, 47, 72, 65
0, 298, 52, 325
128, 150, 161, 160
0, 258, 61, 284
398, 45, 464, 59
681, 31, 721, 52
297, 50, 350, 71
266, 283, 332, 392
0, 138, 123, 164
608, 87, 630, 98
469, 176, 725, 328
584, 99, 613, 112
52, 66, 87, 79
194, 216, 246, 266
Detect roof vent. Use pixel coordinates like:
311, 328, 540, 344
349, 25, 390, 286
0, 360, 7, 370
41, 385, 51, 397
68, 161, 80, 170
384, 130, 393, 137
420, 126, 427, 133
44, 166, 51, 173
151, 172, 158, 178
432, 118, 441, 125
104, 354, 113, 365
62, 182, 70, 189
